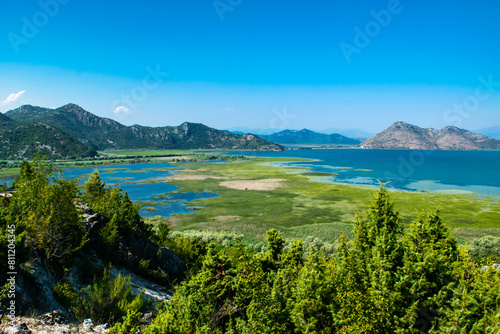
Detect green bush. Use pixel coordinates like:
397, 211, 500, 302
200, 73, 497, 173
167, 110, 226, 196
145, 186, 500, 333
108, 309, 142, 334
468, 236, 500, 262
84, 170, 151, 244
74, 267, 148, 324
53, 281, 79, 310
1, 158, 86, 269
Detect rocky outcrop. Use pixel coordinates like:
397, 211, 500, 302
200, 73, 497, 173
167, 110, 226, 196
361, 122, 500, 150
15, 250, 66, 315
1, 315, 109, 334
5, 206, 185, 319
82, 208, 187, 279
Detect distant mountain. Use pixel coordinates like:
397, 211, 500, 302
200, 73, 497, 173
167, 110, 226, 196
261, 129, 360, 145
6, 104, 284, 152
226, 127, 286, 136
0, 121, 97, 160
227, 126, 374, 140
314, 127, 374, 140
476, 125, 500, 140
361, 122, 500, 150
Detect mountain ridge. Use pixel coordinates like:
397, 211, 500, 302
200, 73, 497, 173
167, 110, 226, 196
5, 104, 284, 152
361, 121, 500, 150
0, 119, 97, 159
261, 128, 360, 145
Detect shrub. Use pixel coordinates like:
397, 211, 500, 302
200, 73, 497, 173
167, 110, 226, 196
74, 267, 148, 324
53, 281, 79, 310
468, 236, 500, 262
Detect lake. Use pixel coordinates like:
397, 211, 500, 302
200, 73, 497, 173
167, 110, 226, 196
16, 149, 500, 217
223, 149, 500, 196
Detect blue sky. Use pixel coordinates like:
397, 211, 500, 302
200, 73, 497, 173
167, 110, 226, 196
1, 0, 499, 133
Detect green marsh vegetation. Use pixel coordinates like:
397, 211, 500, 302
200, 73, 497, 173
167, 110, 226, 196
154, 156, 500, 246
146, 187, 500, 333
1, 156, 500, 332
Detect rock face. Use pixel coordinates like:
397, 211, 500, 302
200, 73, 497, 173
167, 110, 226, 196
361, 122, 500, 150
83, 208, 187, 279
10, 207, 185, 318
15, 250, 66, 315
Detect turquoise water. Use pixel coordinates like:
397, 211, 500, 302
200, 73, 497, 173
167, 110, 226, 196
6, 150, 499, 217
63, 163, 219, 216
222, 149, 500, 197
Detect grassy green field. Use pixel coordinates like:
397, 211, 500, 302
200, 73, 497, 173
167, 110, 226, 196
3, 151, 498, 246
142, 156, 500, 245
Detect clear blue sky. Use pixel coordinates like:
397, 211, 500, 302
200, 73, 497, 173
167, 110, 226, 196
1, 0, 499, 133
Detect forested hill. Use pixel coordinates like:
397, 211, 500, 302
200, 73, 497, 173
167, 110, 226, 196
0, 112, 97, 159
6, 104, 284, 151
361, 121, 500, 150
2, 160, 499, 333
261, 129, 360, 145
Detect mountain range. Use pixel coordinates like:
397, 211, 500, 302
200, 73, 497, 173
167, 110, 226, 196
260, 129, 360, 145
476, 125, 500, 140
227, 126, 373, 140
2, 103, 498, 160
0, 104, 283, 159
361, 122, 500, 150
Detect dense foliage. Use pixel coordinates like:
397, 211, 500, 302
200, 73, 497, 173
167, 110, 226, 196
0, 158, 148, 326
0, 158, 87, 273
145, 187, 500, 333
0, 123, 96, 159
85, 170, 151, 251
1, 158, 499, 333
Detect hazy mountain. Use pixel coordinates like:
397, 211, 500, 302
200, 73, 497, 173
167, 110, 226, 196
6, 104, 284, 151
261, 129, 360, 145
361, 122, 500, 150
476, 125, 500, 140
314, 127, 374, 140
226, 127, 287, 136
227, 126, 374, 140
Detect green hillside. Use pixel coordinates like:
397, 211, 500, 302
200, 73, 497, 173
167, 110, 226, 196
0, 122, 97, 159
6, 104, 284, 151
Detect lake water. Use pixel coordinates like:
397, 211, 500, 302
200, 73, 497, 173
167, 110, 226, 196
6, 150, 499, 217
63, 162, 219, 217
223, 149, 500, 197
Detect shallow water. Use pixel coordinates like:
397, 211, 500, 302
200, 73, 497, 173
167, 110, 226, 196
220, 149, 500, 197
63, 162, 218, 216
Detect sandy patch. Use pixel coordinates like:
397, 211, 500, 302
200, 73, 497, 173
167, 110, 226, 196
167, 174, 228, 181
157, 156, 191, 160
220, 178, 287, 191
215, 215, 242, 223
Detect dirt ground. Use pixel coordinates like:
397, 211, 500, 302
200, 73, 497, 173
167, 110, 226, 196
219, 179, 288, 191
